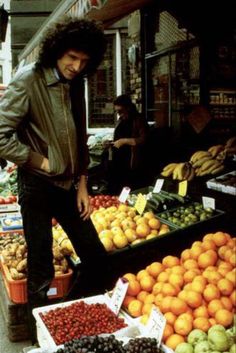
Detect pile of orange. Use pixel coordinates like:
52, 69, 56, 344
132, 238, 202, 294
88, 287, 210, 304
122, 231, 236, 351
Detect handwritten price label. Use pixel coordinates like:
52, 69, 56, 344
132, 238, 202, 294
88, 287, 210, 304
134, 193, 147, 215
178, 180, 188, 197
145, 307, 166, 346
153, 179, 164, 193
109, 278, 129, 315
118, 187, 131, 203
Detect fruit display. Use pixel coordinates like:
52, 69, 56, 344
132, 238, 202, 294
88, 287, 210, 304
121, 231, 235, 351
176, 324, 236, 353
0, 231, 70, 279
89, 194, 121, 210
90, 204, 171, 252
0, 167, 18, 203
54, 336, 166, 353
158, 202, 222, 228
160, 136, 236, 181
39, 300, 127, 345
127, 189, 189, 213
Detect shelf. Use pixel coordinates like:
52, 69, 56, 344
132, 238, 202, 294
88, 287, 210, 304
210, 103, 236, 106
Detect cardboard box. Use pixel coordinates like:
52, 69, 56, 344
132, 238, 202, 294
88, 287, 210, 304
207, 171, 236, 195
1, 263, 73, 304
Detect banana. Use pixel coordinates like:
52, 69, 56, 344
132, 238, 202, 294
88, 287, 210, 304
161, 169, 173, 177
225, 136, 236, 148
187, 167, 195, 181
172, 163, 183, 180
199, 158, 220, 172
163, 163, 178, 172
216, 150, 226, 162
210, 164, 225, 175
192, 156, 213, 168
190, 151, 212, 164
208, 144, 224, 158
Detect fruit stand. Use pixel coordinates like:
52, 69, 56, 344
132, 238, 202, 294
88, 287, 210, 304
0, 158, 235, 352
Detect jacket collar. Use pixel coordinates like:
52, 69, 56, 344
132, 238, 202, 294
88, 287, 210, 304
42, 66, 61, 86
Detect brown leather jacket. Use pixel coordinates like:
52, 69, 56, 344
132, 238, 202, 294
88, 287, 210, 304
0, 63, 89, 189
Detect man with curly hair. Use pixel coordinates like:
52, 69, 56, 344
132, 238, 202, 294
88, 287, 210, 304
0, 16, 109, 344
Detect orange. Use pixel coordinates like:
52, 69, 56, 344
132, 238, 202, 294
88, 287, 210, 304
203, 284, 221, 302
207, 299, 224, 317
160, 296, 174, 313
193, 317, 211, 332
122, 295, 135, 308
127, 299, 143, 317
148, 217, 161, 230
144, 293, 155, 304
192, 240, 203, 247
139, 314, 149, 325
193, 305, 209, 318
127, 279, 141, 296
203, 233, 214, 241
186, 290, 203, 308
162, 255, 180, 268
190, 245, 204, 260
162, 323, 174, 341
178, 312, 193, 323
139, 275, 155, 292
217, 278, 234, 296
194, 275, 207, 286
142, 302, 153, 315
174, 316, 193, 336
164, 312, 177, 326
191, 279, 205, 294
152, 282, 164, 295
137, 290, 149, 302
154, 293, 164, 307
168, 273, 184, 288
170, 297, 188, 316
171, 265, 186, 275
202, 239, 217, 251
136, 269, 149, 281
143, 211, 155, 220
181, 249, 191, 262
206, 271, 223, 285
215, 308, 234, 327
157, 271, 169, 283
218, 245, 229, 260
183, 269, 201, 283
122, 272, 136, 282
229, 252, 236, 266
218, 261, 233, 276
212, 231, 228, 247
209, 317, 217, 326
198, 251, 217, 269
165, 334, 185, 350
178, 290, 188, 302
136, 223, 150, 238
183, 258, 199, 270
146, 262, 164, 278
124, 228, 137, 242
162, 282, 179, 296
220, 296, 233, 311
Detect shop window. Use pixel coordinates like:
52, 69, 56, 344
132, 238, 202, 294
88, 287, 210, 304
0, 65, 3, 83
87, 30, 130, 131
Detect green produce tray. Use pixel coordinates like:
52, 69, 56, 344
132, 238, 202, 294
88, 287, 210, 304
156, 201, 225, 229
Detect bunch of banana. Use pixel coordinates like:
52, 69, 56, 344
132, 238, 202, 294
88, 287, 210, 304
172, 162, 195, 181
161, 163, 178, 177
208, 144, 225, 158
224, 136, 236, 157
195, 159, 225, 176
190, 151, 214, 169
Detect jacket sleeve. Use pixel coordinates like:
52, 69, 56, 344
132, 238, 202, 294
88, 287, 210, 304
132, 115, 149, 145
0, 76, 31, 165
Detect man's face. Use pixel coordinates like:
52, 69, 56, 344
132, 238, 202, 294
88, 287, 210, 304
114, 105, 129, 120
57, 50, 90, 80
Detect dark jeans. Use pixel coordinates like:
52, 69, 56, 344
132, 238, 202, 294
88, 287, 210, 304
17, 168, 109, 342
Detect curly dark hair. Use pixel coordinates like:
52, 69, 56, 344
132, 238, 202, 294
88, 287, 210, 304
36, 15, 107, 76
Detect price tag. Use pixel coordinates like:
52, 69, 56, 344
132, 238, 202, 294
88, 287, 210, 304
145, 307, 166, 346
153, 179, 164, 193
109, 277, 129, 315
178, 180, 188, 197
202, 196, 215, 210
134, 193, 147, 215
118, 186, 131, 203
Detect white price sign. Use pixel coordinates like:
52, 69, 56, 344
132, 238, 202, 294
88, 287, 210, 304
109, 278, 129, 315
118, 187, 131, 203
145, 307, 166, 346
153, 179, 164, 193
202, 196, 215, 210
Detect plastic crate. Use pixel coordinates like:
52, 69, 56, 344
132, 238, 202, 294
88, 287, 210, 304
1, 262, 73, 304
33, 294, 138, 352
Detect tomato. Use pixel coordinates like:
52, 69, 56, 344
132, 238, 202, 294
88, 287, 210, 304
0, 197, 5, 204
4, 197, 12, 204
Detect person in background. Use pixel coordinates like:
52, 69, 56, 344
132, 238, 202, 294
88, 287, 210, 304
107, 94, 149, 194
0, 16, 109, 344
